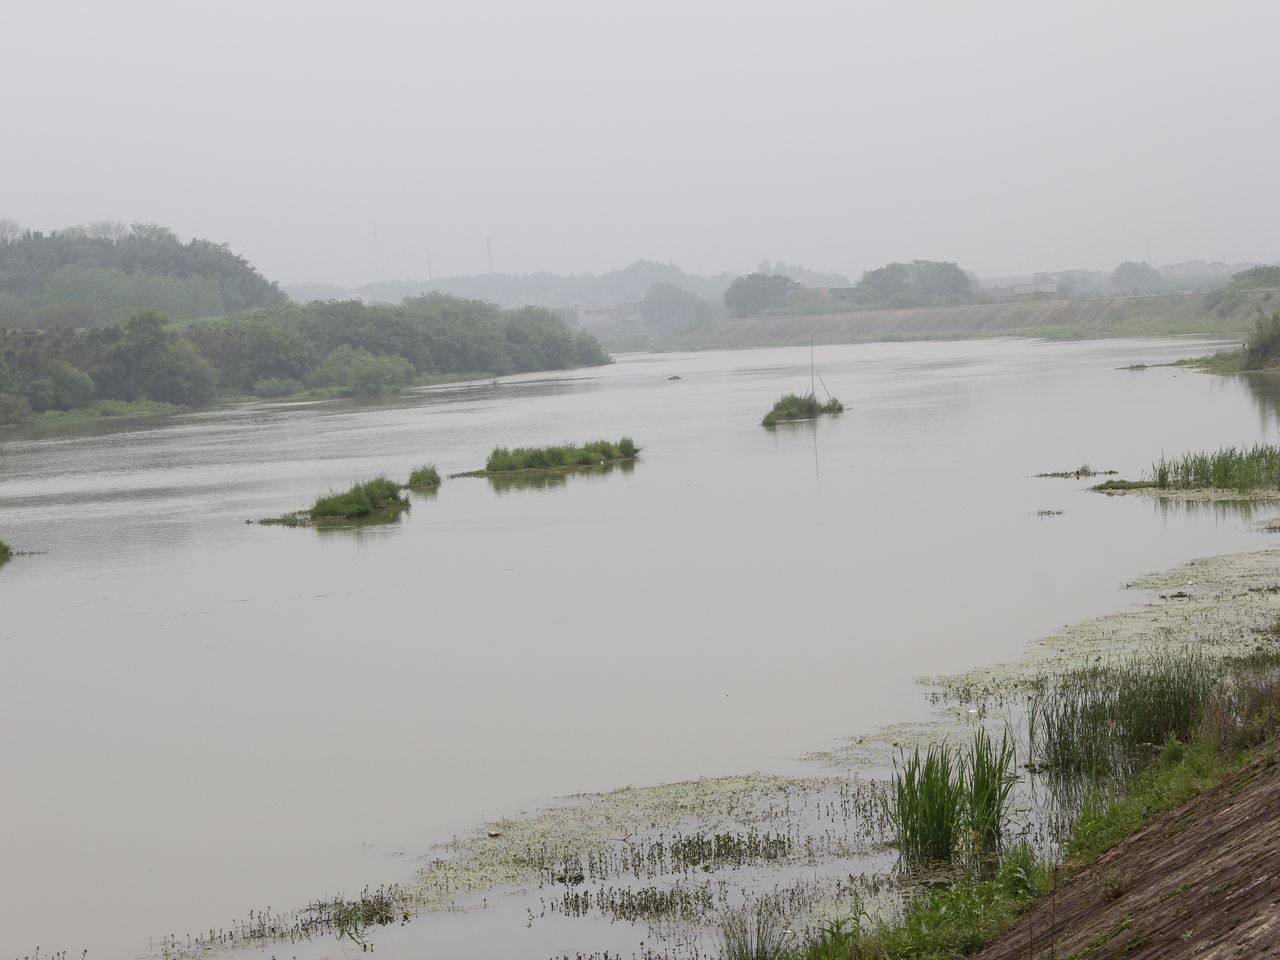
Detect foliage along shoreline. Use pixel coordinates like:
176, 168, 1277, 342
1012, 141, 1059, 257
0, 293, 611, 428
256, 476, 411, 527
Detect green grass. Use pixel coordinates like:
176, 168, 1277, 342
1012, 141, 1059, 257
891, 730, 1017, 864
891, 743, 965, 862
0, 540, 10, 565
407, 464, 441, 487
1150, 443, 1280, 492
476, 437, 638, 474
1028, 652, 1215, 783
30, 398, 185, 423
784, 648, 1280, 960
309, 476, 407, 520
761, 392, 843, 427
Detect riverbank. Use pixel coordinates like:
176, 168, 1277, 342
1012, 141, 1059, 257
660, 290, 1272, 351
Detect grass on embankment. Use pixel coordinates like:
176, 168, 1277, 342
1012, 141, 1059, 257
257, 476, 410, 526
1094, 443, 1280, 494
761, 393, 843, 427
455, 438, 638, 477
756, 647, 1280, 960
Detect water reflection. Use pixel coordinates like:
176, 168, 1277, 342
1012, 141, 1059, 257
483, 459, 635, 495
1242, 371, 1280, 431
1149, 496, 1279, 523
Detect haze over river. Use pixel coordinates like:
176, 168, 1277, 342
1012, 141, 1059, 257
3, 336, 1277, 958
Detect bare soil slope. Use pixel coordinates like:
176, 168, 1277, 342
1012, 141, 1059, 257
975, 754, 1280, 960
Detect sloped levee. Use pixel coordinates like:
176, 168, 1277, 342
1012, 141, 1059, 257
974, 751, 1280, 960
669, 290, 1278, 349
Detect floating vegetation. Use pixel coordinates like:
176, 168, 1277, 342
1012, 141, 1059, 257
407, 464, 441, 487
761, 392, 843, 427
255, 475, 410, 526
454, 438, 639, 478
1033, 509, 1063, 517
155, 885, 407, 956
1095, 444, 1280, 495
1035, 464, 1116, 479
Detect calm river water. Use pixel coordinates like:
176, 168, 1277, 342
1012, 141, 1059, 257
2, 336, 1276, 959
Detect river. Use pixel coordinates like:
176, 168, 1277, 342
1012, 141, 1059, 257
1, 336, 1273, 959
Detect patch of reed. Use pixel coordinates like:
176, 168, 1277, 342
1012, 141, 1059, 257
761, 392, 843, 427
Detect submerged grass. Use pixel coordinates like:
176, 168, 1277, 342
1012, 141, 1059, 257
762, 392, 843, 427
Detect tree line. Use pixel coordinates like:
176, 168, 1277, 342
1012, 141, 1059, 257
0, 221, 288, 328
0, 294, 610, 425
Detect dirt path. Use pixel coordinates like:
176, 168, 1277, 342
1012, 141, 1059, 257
974, 753, 1280, 959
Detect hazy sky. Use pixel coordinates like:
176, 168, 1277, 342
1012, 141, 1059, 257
5, 0, 1278, 285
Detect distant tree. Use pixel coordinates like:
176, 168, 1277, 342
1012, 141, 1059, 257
641, 282, 712, 330
1110, 261, 1163, 295
853, 260, 971, 306
0, 218, 22, 243
1229, 265, 1280, 289
724, 272, 793, 318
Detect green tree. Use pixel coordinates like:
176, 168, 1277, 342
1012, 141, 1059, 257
1110, 261, 1163, 295
641, 282, 712, 331
724, 273, 793, 318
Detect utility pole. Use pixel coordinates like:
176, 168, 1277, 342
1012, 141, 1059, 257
427, 252, 433, 284
487, 237, 493, 275
373, 223, 380, 284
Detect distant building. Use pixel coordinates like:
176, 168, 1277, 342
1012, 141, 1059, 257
986, 281, 1059, 299
575, 301, 644, 329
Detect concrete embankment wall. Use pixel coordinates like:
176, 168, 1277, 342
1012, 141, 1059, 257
667, 290, 1279, 349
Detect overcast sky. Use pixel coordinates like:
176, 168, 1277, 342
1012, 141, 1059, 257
5, 0, 1278, 285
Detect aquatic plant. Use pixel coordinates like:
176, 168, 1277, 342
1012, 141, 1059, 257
0, 540, 10, 564
476, 438, 639, 474
891, 742, 964, 862
717, 900, 789, 960
761, 392, 843, 427
407, 464, 441, 487
309, 476, 407, 520
1028, 652, 1216, 783
965, 729, 1017, 851
1150, 443, 1280, 492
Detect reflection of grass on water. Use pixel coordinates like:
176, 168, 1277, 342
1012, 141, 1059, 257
761, 392, 843, 427
485, 458, 635, 494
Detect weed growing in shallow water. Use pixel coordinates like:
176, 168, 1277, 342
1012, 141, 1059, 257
407, 464, 441, 487
469, 438, 639, 474
891, 743, 964, 862
309, 475, 406, 519
761, 392, 843, 427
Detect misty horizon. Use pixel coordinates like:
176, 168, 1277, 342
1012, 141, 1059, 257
5, 1, 1278, 287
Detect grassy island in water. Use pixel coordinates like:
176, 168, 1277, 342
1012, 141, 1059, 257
456, 438, 638, 477
761, 392, 843, 427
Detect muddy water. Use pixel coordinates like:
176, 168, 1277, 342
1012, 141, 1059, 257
0, 336, 1273, 958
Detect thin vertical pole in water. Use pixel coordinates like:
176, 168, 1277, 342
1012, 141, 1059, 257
810, 338, 815, 396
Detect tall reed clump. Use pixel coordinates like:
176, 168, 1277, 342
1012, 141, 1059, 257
309, 476, 407, 519
892, 730, 1018, 863
1028, 652, 1215, 783
0, 540, 10, 564
483, 438, 638, 473
407, 464, 441, 487
1150, 443, 1280, 492
892, 743, 965, 862
761, 392, 843, 427
717, 900, 789, 960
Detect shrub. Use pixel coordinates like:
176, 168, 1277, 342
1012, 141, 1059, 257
408, 464, 441, 487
